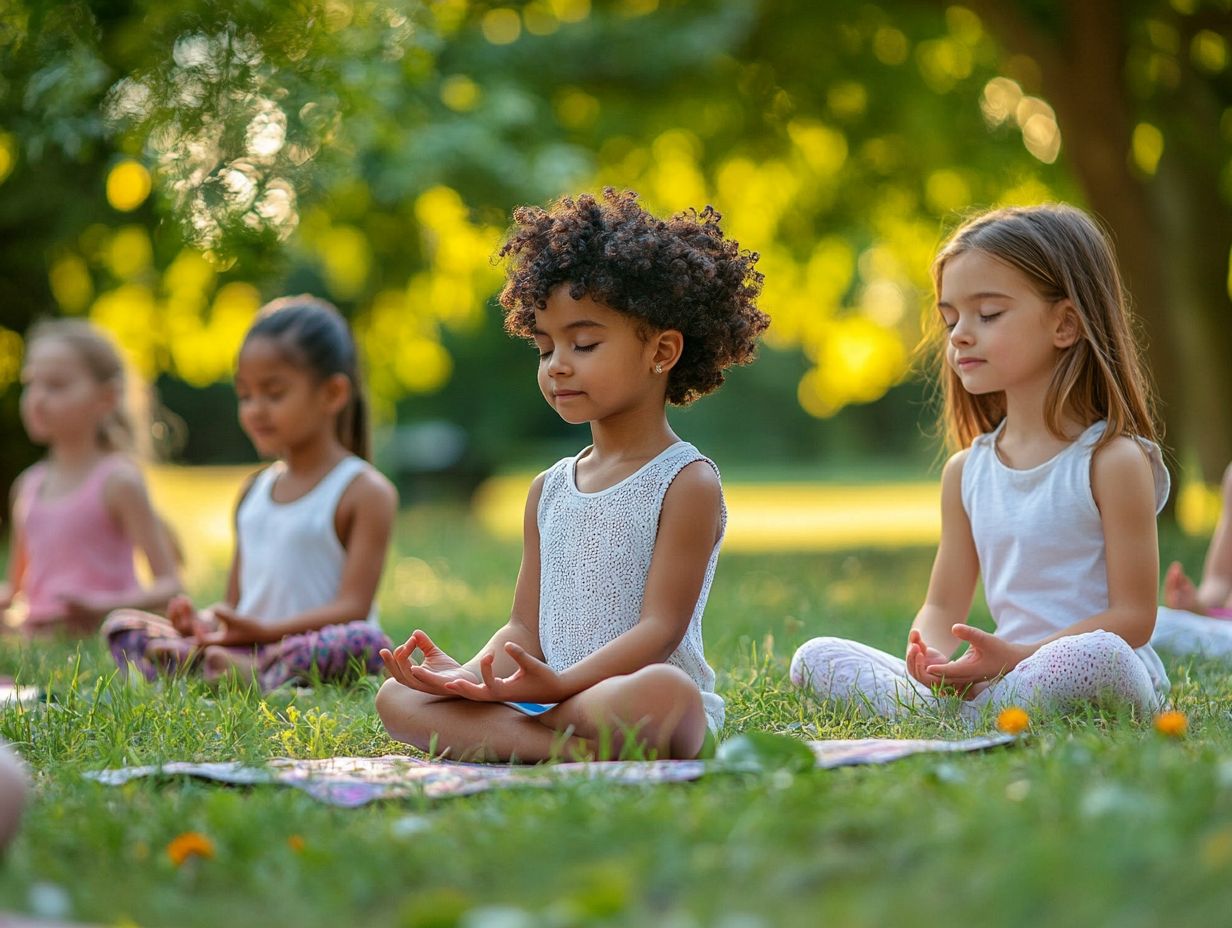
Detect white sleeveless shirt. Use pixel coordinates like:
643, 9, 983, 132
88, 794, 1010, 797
961, 420, 1169, 692
537, 441, 726, 731
236, 455, 379, 626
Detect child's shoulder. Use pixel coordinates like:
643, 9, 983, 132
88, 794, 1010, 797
663, 457, 722, 506
97, 454, 148, 496
341, 459, 398, 511
1090, 431, 1170, 513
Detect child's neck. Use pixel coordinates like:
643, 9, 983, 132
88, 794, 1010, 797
47, 436, 108, 475
280, 433, 348, 478
998, 387, 1088, 469
587, 403, 678, 464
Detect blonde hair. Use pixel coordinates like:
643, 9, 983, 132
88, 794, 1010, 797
928, 204, 1159, 453
25, 318, 141, 454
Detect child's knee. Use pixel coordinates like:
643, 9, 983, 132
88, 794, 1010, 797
375, 677, 434, 744
628, 664, 699, 705
789, 637, 843, 687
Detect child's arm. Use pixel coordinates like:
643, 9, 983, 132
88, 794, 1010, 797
440, 461, 723, 704
204, 468, 398, 644
928, 437, 1159, 684
906, 451, 979, 686
1, 474, 30, 609
61, 462, 182, 626
383, 473, 547, 694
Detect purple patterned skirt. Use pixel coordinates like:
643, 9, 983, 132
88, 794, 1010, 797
102, 610, 390, 692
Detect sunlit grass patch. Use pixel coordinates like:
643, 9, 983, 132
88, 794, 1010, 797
474, 473, 940, 551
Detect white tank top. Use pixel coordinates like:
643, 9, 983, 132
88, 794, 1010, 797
235, 455, 379, 626
537, 440, 726, 731
961, 420, 1169, 692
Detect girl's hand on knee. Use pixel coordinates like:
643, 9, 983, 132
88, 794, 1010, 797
442, 643, 567, 703
167, 595, 197, 636
925, 624, 1031, 686
380, 630, 478, 695
905, 629, 949, 687
198, 605, 278, 646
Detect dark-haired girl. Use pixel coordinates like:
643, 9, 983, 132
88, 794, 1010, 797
104, 296, 397, 690
376, 189, 769, 761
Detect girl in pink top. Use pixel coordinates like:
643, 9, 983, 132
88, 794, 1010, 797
3, 320, 181, 636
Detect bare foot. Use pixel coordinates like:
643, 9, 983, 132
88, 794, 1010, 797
146, 637, 197, 672
201, 646, 257, 685
1164, 561, 1206, 614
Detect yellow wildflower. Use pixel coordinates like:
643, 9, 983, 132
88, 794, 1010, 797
996, 706, 1030, 735
166, 832, 215, 866
288, 834, 305, 853
1154, 710, 1188, 738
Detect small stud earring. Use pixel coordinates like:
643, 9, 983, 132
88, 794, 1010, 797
655, 363, 663, 374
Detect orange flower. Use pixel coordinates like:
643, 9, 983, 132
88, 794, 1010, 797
996, 706, 1030, 735
166, 832, 215, 867
288, 834, 305, 852
1154, 710, 1189, 738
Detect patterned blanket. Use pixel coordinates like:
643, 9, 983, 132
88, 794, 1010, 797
85, 734, 1016, 806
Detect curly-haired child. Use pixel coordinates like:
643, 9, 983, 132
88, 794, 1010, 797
377, 189, 768, 761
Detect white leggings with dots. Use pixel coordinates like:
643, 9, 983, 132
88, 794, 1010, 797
789, 629, 1163, 721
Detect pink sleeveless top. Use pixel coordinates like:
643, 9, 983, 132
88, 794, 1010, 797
14, 455, 138, 626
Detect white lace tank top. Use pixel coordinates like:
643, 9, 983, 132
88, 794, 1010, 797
236, 455, 379, 626
961, 420, 1170, 693
537, 440, 726, 731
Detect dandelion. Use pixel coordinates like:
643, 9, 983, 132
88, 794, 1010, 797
166, 832, 215, 866
1155, 709, 1188, 738
996, 706, 1029, 735
288, 834, 305, 852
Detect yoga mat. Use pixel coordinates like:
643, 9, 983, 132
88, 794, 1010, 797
85, 734, 1016, 806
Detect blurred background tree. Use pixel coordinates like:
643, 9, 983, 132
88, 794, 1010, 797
1, 0, 1228, 506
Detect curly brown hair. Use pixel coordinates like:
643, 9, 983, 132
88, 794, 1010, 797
498, 188, 769, 405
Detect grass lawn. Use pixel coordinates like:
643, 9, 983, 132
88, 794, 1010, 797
1, 504, 1231, 927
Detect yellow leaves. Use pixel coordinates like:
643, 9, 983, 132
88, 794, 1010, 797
318, 226, 372, 301
555, 88, 600, 129
90, 284, 159, 380
915, 38, 973, 93
1192, 30, 1228, 74
356, 185, 503, 402
440, 75, 481, 112
104, 226, 153, 279
648, 131, 707, 210
394, 337, 453, 393
872, 27, 909, 66
0, 131, 15, 185
0, 327, 22, 390
106, 159, 152, 212
48, 254, 93, 312
925, 169, 972, 215
787, 120, 847, 178
797, 316, 908, 418
1177, 481, 1222, 536
549, 0, 590, 24
1132, 123, 1165, 176
481, 9, 521, 45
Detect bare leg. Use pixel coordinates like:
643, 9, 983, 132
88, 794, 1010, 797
375, 678, 591, 762
0, 741, 27, 851
538, 664, 709, 760
375, 664, 708, 762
